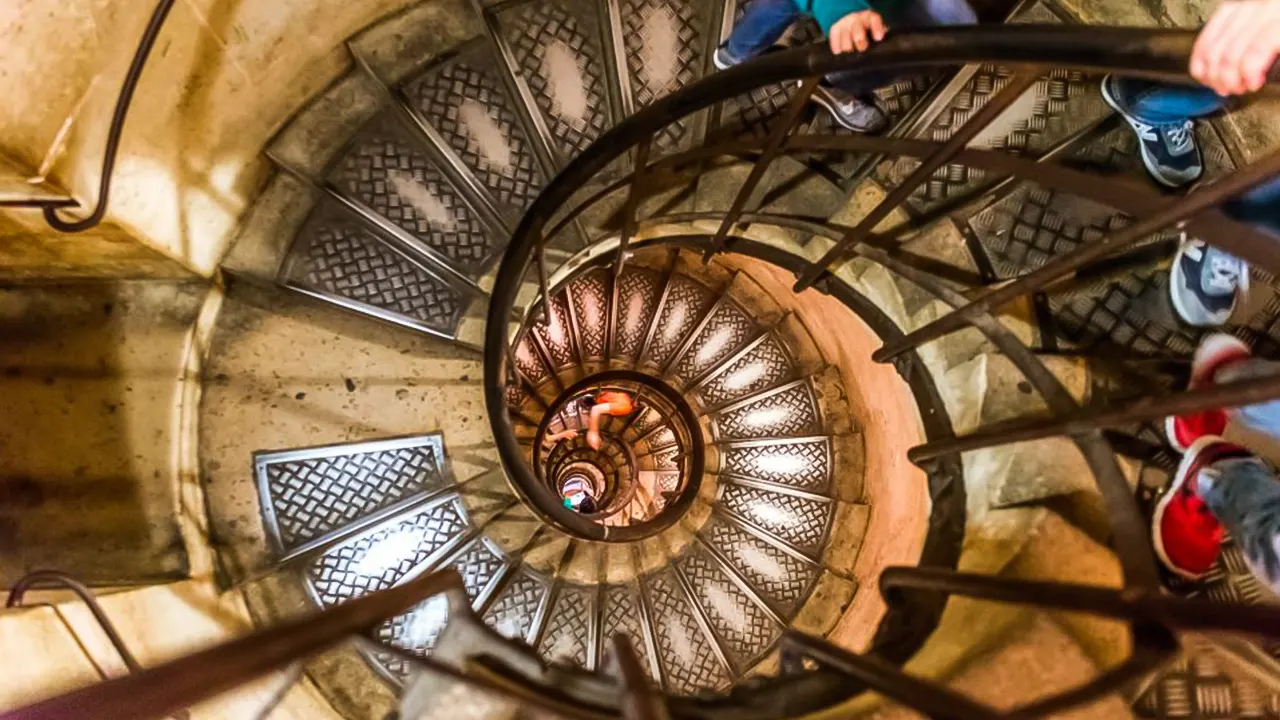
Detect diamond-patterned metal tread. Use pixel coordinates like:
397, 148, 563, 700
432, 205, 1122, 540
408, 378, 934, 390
1135, 641, 1280, 719
328, 115, 499, 276
676, 545, 782, 673
484, 566, 550, 642
514, 334, 552, 386
717, 483, 832, 557
720, 438, 832, 494
694, 333, 794, 408
618, 0, 709, 153
404, 41, 547, 221
601, 584, 657, 680
643, 567, 732, 694
307, 494, 469, 607
614, 267, 663, 360
712, 380, 822, 440
569, 271, 611, 361
537, 584, 595, 668
701, 514, 820, 615
534, 292, 577, 370
282, 207, 466, 336
669, 299, 756, 388
644, 275, 716, 368
256, 434, 450, 555
371, 592, 450, 683
448, 536, 508, 605
496, 0, 614, 163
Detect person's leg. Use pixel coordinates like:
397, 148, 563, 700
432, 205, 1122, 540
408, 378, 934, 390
718, 0, 799, 68
1225, 175, 1280, 237
1198, 455, 1280, 592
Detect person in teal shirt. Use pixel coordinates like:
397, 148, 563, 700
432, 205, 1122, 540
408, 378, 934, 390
714, 0, 977, 132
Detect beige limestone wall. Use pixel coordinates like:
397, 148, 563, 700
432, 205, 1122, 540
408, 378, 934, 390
0, 579, 342, 717
0, 0, 428, 275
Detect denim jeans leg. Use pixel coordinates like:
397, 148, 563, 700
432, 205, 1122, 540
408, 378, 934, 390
724, 0, 800, 62
1216, 359, 1280, 432
825, 0, 977, 97
1198, 457, 1280, 593
1224, 175, 1280, 237
1107, 77, 1228, 124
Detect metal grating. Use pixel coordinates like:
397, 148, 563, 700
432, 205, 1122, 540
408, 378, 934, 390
256, 435, 450, 556
717, 483, 831, 557
619, 0, 706, 153
306, 495, 469, 607
372, 593, 450, 682
669, 300, 756, 388
404, 44, 547, 221
515, 335, 552, 385
701, 515, 819, 615
483, 566, 549, 642
1135, 645, 1280, 719
534, 292, 577, 369
282, 209, 466, 336
328, 115, 498, 275
448, 536, 507, 604
676, 546, 782, 673
601, 584, 656, 680
569, 271, 611, 361
694, 334, 794, 408
497, 0, 613, 163
614, 267, 663, 360
537, 584, 594, 667
644, 275, 716, 368
720, 438, 831, 494
712, 381, 822, 440
643, 568, 732, 694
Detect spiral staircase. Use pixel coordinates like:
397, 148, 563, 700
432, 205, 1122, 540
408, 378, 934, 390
7, 0, 1280, 717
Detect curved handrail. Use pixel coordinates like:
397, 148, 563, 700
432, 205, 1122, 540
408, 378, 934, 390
7, 570, 143, 674
41, 0, 177, 232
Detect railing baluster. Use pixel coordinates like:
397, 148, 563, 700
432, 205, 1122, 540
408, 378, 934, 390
611, 633, 668, 720
909, 370, 1280, 462
617, 134, 654, 281
874, 148, 1280, 363
793, 70, 1042, 292
779, 631, 1001, 720
706, 76, 820, 260
536, 243, 553, 327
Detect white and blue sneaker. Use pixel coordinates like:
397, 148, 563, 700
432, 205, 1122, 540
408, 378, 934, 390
713, 44, 743, 71
1170, 237, 1249, 327
1101, 75, 1204, 189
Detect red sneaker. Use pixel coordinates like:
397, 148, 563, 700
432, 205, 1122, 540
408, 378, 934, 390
1153, 436, 1249, 579
1164, 333, 1251, 452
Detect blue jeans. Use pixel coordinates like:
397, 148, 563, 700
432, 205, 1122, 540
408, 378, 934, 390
1108, 77, 1280, 236
1198, 359, 1280, 592
722, 0, 977, 97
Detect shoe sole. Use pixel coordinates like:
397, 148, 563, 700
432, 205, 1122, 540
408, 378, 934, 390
1151, 434, 1222, 580
807, 90, 885, 133
1164, 332, 1249, 451
1100, 77, 1198, 190
713, 51, 732, 71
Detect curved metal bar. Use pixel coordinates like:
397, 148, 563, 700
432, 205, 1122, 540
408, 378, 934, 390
42, 0, 178, 233
7, 570, 141, 672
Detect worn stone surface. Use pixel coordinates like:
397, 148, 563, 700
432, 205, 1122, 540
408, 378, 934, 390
0, 279, 208, 585
199, 279, 485, 579
0, 215, 195, 282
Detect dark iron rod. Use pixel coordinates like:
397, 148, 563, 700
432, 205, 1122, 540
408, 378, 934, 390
616, 134, 654, 280
706, 77, 820, 259
3, 569, 462, 720
794, 70, 1043, 291
873, 148, 1280, 363
612, 634, 668, 720
908, 370, 1280, 463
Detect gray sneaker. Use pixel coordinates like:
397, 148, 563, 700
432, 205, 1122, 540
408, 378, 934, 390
809, 84, 888, 133
1169, 237, 1249, 327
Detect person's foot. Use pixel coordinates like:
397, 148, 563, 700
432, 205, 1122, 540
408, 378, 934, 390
1100, 74, 1204, 188
1169, 237, 1249, 327
1153, 436, 1248, 579
1165, 333, 1251, 452
809, 84, 888, 133
713, 44, 743, 71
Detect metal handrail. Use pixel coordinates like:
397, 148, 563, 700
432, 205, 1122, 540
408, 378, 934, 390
482, 24, 1280, 720
7, 570, 144, 675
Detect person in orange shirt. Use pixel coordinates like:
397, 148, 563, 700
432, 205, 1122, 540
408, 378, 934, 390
582, 391, 634, 450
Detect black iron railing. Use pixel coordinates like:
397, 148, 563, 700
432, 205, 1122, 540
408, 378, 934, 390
481, 23, 1280, 720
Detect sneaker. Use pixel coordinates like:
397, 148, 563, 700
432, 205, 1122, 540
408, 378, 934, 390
1100, 75, 1203, 188
809, 84, 888, 133
1164, 333, 1251, 451
1169, 237, 1249, 327
713, 44, 742, 71
1153, 436, 1248, 579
